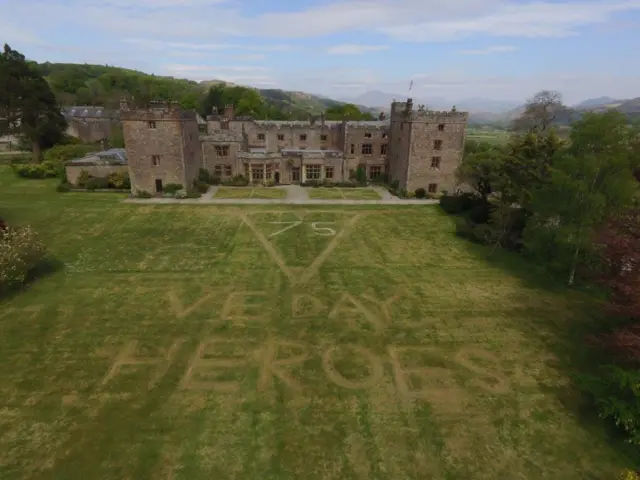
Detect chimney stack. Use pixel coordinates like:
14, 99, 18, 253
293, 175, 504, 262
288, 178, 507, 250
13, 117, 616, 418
224, 104, 234, 120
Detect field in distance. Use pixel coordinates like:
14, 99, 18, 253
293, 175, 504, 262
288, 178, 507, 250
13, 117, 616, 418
0, 166, 636, 479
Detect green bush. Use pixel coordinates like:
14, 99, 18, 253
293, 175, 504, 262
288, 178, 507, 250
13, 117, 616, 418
263, 179, 276, 187
335, 181, 356, 188
439, 193, 479, 214
186, 189, 201, 198
355, 166, 367, 185
231, 175, 249, 186
0, 225, 47, 293
76, 170, 91, 188
198, 168, 212, 184
193, 180, 210, 193
56, 183, 71, 193
164, 183, 184, 194
11, 162, 58, 179
415, 188, 426, 199
107, 171, 130, 189
576, 366, 640, 445
44, 144, 97, 167
85, 177, 110, 191
210, 175, 221, 185
134, 190, 152, 198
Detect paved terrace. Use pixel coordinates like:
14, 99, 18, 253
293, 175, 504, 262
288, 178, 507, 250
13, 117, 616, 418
123, 185, 440, 205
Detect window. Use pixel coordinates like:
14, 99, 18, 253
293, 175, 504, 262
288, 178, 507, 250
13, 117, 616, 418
251, 165, 264, 181
214, 165, 222, 176
292, 167, 301, 182
277, 134, 285, 141
325, 167, 334, 179
299, 134, 307, 141
215, 145, 230, 157
364, 132, 372, 138
434, 140, 443, 150
380, 144, 388, 155
257, 133, 265, 141
305, 164, 321, 180
438, 124, 445, 132
148, 121, 157, 129
428, 183, 438, 193
152, 155, 161, 166
382, 132, 388, 139
362, 143, 373, 155
266, 164, 273, 180
350, 144, 355, 154
320, 134, 328, 141
224, 165, 232, 177
369, 165, 383, 180
431, 156, 441, 169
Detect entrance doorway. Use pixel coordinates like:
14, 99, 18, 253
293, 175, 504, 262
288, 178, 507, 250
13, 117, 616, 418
274, 172, 280, 184
155, 179, 163, 192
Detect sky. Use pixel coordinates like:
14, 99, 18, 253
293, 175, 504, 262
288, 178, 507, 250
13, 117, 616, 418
2, 0, 640, 105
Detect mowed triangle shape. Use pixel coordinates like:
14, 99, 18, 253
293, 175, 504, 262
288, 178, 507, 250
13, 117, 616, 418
241, 211, 362, 285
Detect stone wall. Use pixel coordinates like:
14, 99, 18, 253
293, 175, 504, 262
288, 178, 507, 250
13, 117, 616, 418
65, 165, 128, 185
180, 118, 203, 190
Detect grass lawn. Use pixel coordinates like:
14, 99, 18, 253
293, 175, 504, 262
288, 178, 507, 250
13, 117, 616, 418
308, 187, 382, 200
0, 165, 637, 479
466, 128, 511, 145
214, 187, 286, 199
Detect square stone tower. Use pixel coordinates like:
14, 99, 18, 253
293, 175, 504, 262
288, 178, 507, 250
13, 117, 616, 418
388, 98, 468, 194
121, 99, 202, 194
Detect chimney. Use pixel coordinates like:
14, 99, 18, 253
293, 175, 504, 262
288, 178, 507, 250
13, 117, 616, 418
224, 104, 234, 120
406, 98, 413, 113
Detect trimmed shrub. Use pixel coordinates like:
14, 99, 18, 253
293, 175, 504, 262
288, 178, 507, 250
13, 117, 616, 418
193, 180, 210, 193
56, 183, 71, 193
210, 175, 221, 185
198, 168, 212, 184
415, 188, 426, 199
76, 170, 92, 188
134, 190, 152, 198
11, 162, 58, 179
231, 175, 249, 186
85, 177, 109, 191
107, 171, 130, 189
175, 189, 187, 199
164, 183, 183, 194
186, 189, 201, 198
0, 225, 47, 293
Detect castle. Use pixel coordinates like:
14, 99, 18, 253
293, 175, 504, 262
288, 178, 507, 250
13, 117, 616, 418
120, 98, 468, 195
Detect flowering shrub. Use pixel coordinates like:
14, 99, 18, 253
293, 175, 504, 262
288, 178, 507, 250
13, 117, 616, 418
0, 225, 47, 292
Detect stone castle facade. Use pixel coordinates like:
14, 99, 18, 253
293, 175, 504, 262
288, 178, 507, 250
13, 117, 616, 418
121, 98, 468, 194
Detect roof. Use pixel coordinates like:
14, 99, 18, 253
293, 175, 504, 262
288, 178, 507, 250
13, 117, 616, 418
66, 148, 127, 166
62, 106, 118, 119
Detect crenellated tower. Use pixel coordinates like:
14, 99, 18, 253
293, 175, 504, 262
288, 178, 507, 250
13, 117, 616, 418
387, 98, 468, 194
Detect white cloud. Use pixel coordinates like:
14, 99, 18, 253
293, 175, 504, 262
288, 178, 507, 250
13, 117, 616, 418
15, 0, 640, 42
459, 45, 518, 55
326, 44, 389, 55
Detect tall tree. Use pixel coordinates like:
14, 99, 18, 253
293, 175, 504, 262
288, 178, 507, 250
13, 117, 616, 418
0, 44, 67, 162
523, 111, 640, 285
512, 90, 567, 132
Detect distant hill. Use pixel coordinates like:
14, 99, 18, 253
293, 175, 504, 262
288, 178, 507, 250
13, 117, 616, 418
574, 96, 622, 108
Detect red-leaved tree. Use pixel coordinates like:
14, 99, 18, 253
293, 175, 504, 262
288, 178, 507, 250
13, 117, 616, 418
591, 207, 640, 363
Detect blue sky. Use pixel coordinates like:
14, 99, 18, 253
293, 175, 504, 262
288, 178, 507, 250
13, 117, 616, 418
2, 0, 639, 104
